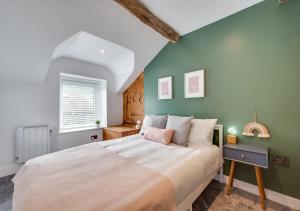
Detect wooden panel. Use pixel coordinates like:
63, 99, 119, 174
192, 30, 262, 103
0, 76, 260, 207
123, 73, 144, 124
123, 130, 140, 136
103, 129, 122, 140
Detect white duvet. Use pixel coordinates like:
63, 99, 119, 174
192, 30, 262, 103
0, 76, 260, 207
100, 134, 223, 204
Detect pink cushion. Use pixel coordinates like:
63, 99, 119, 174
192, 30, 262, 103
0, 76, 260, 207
144, 127, 175, 145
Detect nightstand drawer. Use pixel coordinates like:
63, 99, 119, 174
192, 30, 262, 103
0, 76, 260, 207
224, 148, 268, 168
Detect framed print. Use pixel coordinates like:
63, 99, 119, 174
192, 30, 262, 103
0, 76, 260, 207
184, 70, 205, 98
158, 76, 172, 100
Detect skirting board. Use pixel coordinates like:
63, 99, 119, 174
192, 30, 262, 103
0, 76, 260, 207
0, 164, 21, 178
214, 174, 300, 210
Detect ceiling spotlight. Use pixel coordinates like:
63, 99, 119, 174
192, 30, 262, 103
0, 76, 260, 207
100, 49, 105, 54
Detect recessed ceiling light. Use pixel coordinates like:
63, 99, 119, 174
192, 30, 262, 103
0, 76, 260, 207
100, 49, 105, 54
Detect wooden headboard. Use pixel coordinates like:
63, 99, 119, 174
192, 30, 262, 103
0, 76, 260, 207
123, 73, 144, 124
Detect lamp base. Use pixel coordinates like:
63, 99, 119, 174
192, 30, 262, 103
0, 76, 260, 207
227, 135, 237, 144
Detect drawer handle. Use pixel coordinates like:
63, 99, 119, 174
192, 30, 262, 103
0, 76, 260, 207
241, 154, 245, 159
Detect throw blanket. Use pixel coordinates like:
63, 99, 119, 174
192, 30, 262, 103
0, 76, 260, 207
12, 143, 176, 211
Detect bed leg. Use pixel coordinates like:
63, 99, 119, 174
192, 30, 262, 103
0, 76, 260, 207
219, 167, 224, 183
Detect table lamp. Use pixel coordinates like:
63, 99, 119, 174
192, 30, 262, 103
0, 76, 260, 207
227, 127, 238, 144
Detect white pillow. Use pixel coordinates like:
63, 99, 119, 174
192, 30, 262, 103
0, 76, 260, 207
188, 119, 217, 147
140, 115, 152, 135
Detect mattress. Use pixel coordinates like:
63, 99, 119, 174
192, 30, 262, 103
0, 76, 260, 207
100, 134, 223, 204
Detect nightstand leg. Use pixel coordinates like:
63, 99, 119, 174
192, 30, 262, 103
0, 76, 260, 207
255, 166, 266, 210
226, 160, 236, 195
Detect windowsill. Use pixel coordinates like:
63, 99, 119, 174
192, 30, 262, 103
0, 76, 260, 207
59, 126, 103, 134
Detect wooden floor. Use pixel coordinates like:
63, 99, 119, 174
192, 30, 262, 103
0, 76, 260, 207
0, 175, 293, 211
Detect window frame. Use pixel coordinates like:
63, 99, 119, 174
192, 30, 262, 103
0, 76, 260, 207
59, 73, 107, 133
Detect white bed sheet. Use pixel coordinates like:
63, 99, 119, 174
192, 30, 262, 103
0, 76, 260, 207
100, 134, 223, 204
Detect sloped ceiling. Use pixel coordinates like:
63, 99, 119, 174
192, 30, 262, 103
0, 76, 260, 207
0, 0, 167, 92
141, 0, 264, 35
0, 0, 263, 92
52, 31, 135, 92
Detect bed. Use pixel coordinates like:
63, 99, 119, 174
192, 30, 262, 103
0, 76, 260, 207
12, 125, 223, 211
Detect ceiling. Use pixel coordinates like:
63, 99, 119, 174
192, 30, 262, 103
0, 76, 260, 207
0, 0, 263, 92
53, 31, 134, 92
0, 0, 166, 92
141, 0, 264, 35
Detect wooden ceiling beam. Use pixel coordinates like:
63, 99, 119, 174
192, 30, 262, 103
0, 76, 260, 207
114, 0, 180, 43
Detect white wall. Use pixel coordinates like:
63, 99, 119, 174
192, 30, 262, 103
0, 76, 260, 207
0, 58, 123, 176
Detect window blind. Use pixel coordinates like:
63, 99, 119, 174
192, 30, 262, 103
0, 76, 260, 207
61, 80, 98, 130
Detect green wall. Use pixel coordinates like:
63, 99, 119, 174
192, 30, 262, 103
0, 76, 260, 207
144, 0, 300, 199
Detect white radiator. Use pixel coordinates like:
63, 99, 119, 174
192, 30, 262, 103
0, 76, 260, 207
15, 125, 50, 163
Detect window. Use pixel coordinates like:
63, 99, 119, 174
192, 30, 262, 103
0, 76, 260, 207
60, 73, 107, 133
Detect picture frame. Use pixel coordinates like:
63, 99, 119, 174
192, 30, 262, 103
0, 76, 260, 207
158, 76, 172, 100
184, 70, 205, 98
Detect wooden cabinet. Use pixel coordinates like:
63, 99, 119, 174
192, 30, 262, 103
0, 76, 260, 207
103, 124, 140, 140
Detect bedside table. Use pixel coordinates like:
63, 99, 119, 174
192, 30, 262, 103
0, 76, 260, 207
103, 124, 140, 140
224, 143, 268, 210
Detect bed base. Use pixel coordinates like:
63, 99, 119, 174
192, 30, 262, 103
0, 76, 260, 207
177, 124, 224, 211
176, 170, 219, 211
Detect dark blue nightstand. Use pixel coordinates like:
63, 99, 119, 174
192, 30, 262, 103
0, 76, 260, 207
224, 143, 269, 210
